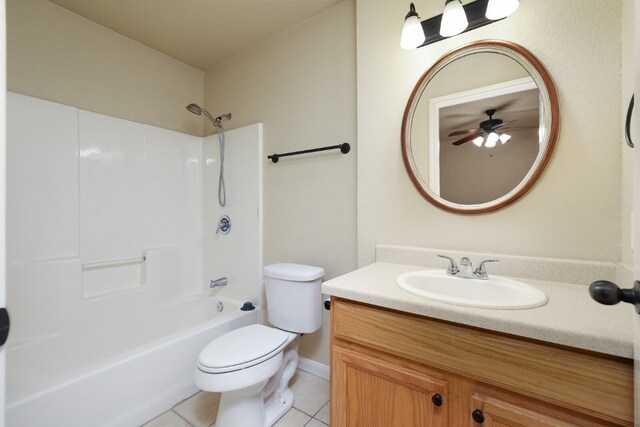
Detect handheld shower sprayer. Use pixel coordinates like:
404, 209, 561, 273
186, 104, 231, 128
186, 103, 232, 207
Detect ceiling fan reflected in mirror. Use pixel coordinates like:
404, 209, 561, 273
449, 108, 519, 147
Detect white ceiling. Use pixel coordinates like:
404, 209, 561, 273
47, 0, 344, 71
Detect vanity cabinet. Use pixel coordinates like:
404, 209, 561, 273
330, 298, 633, 426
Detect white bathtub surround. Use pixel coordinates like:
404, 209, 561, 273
203, 124, 264, 306
79, 111, 147, 297
376, 244, 617, 285
6, 92, 264, 426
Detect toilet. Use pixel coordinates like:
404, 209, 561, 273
194, 263, 324, 427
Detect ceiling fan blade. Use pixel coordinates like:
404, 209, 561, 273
490, 121, 517, 131
503, 126, 537, 131
448, 128, 479, 137
493, 99, 518, 112
452, 133, 480, 146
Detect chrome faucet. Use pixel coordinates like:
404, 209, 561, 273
437, 255, 499, 280
210, 277, 228, 288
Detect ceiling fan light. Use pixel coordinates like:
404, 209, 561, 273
485, 132, 499, 147
401, 3, 426, 49
472, 136, 484, 147
440, 0, 468, 37
485, 0, 519, 20
499, 133, 511, 143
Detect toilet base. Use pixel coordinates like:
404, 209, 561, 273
264, 388, 294, 427
215, 380, 269, 427
214, 386, 294, 427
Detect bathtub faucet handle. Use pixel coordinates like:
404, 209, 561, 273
210, 277, 228, 288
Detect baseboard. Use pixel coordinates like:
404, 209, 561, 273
298, 357, 330, 381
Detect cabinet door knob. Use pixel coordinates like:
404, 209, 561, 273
472, 409, 484, 423
431, 393, 442, 407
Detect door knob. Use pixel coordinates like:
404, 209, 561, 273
589, 280, 640, 314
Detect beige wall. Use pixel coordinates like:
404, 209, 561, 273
358, 0, 624, 266
7, 0, 205, 136
203, 1, 357, 366
620, 0, 634, 274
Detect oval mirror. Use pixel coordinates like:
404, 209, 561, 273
402, 40, 559, 214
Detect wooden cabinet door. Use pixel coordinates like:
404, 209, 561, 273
332, 346, 447, 427
469, 392, 616, 427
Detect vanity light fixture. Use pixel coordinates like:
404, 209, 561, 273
440, 0, 468, 37
401, 0, 520, 48
401, 3, 427, 49
485, 0, 519, 20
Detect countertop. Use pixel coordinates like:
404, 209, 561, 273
322, 262, 634, 359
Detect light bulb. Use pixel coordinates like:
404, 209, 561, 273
401, 3, 426, 49
499, 133, 511, 143
440, 0, 468, 37
472, 136, 484, 147
486, 0, 519, 20
485, 132, 499, 147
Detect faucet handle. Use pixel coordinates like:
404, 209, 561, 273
474, 259, 499, 279
437, 255, 459, 275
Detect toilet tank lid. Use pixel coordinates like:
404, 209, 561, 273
264, 263, 325, 281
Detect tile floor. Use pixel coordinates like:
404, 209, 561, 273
143, 369, 330, 427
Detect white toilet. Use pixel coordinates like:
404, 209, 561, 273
195, 263, 324, 427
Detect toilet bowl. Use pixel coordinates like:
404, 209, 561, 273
194, 263, 324, 427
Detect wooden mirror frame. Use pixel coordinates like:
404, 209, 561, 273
401, 40, 559, 214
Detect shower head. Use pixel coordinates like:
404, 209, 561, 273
186, 103, 232, 128
186, 103, 203, 115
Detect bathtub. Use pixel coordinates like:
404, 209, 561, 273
6, 296, 259, 427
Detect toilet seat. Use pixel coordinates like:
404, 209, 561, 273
197, 324, 292, 374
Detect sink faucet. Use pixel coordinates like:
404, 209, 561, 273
437, 255, 499, 280
210, 277, 228, 288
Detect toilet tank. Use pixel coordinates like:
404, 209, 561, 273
263, 263, 324, 333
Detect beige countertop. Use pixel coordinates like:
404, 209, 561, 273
322, 262, 634, 359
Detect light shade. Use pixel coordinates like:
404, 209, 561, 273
401, 3, 426, 49
499, 133, 511, 143
472, 136, 484, 147
440, 0, 468, 37
485, 132, 499, 147
485, 0, 519, 20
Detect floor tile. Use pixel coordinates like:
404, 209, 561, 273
314, 401, 329, 424
143, 410, 193, 427
290, 370, 330, 416
173, 391, 221, 427
305, 419, 328, 427
274, 408, 312, 427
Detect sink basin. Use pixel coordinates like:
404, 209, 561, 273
396, 270, 547, 309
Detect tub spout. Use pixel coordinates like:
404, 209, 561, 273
210, 277, 228, 288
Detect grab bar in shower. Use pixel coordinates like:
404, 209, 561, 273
82, 256, 146, 270
267, 142, 350, 163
